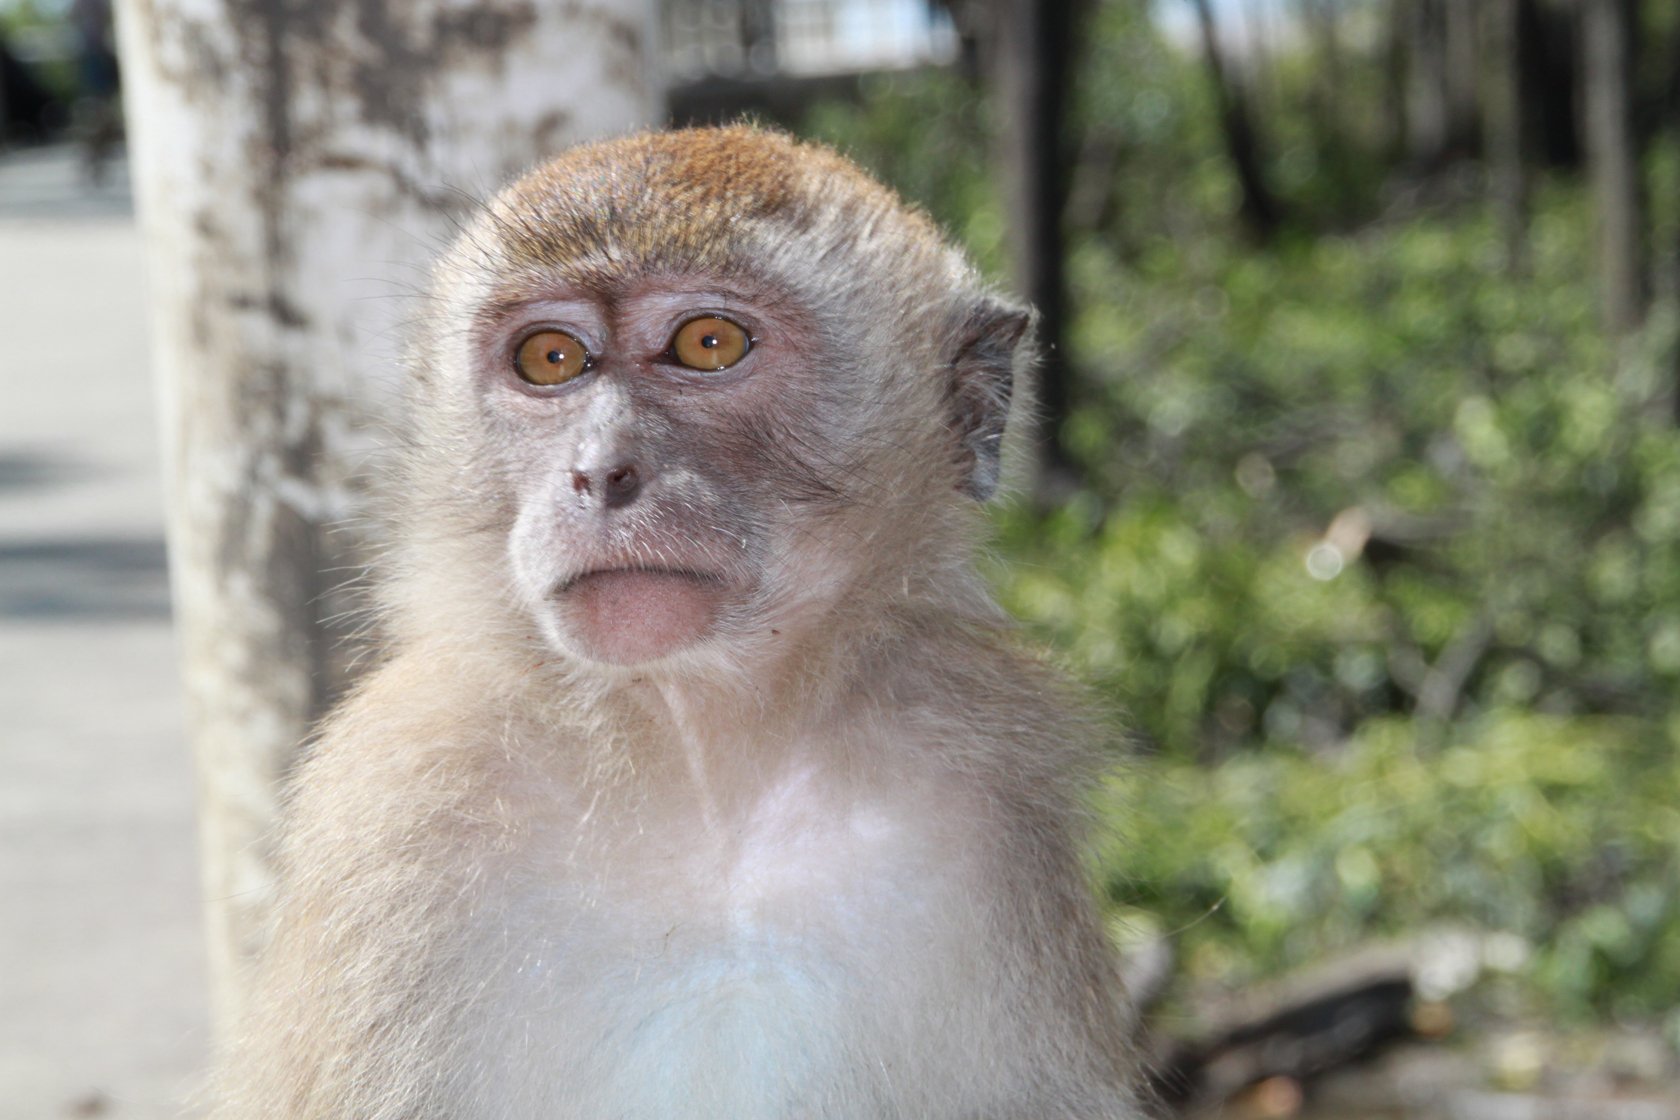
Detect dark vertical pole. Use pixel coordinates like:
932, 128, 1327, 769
1191, 0, 1283, 243
994, 0, 1083, 479
1488, 0, 1529, 273
1582, 0, 1647, 337
1443, 0, 1480, 158
1402, 0, 1453, 170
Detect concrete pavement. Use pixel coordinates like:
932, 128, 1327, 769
0, 143, 209, 1119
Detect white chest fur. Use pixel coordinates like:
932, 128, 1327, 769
453, 765, 985, 1119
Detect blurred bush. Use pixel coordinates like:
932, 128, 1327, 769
803, 3, 1680, 1022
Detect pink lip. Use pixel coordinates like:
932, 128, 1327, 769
555, 566, 723, 596
550, 566, 732, 665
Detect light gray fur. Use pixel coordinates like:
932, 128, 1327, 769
208, 127, 1143, 1119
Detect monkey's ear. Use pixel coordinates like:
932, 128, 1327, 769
947, 301, 1030, 501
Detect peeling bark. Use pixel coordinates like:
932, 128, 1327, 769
114, 0, 659, 1035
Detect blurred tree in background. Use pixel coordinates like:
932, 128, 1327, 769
802, 0, 1680, 1035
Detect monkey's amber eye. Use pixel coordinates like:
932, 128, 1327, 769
514, 330, 589, 386
671, 316, 751, 372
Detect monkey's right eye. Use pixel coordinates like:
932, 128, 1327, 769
514, 330, 590, 386
671, 316, 751, 372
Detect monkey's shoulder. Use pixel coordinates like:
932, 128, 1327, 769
278, 650, 559, 850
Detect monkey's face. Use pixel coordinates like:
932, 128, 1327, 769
473, 277, 876, 668
415, 129, 1025, 672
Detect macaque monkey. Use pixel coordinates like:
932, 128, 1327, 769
213, 126, 1141, 1119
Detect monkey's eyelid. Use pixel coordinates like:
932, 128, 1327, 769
659, 332, 759, 355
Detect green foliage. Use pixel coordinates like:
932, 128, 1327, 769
1009, 185, 1656, 751
800, 4, 1680, 1018
1012, 187, 1680, 1016
1103, 715, 1680, 1020
0, 0, 80, 101
803, 68, 1006, 276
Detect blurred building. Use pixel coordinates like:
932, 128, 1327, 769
661, 0, 958, 123
662, 0, 957, 80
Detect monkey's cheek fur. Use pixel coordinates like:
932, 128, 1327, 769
552, 570, 726, 665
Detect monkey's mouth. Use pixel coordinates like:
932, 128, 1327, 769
550, 567, 729, 665
555, 565, 722, 595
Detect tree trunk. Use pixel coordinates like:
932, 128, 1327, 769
992, 0, 1086, 480
1404, 0, 1450, 169
1487, 0, 1529, 273
1310, 0, 1343, 120
1523, 0, 1582, 169
1303, 0, 1346, 162
1443, 0, 1479, 158
1582, 0, 1646, 336
114, 0, 658, 1037
1382, 0, 1410, 164
1190, 0, 1282, 243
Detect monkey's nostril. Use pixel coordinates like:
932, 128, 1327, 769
603, 464, 641, 508
571, 465, 640, 507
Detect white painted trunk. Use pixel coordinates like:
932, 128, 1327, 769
113, 0, 660, 1035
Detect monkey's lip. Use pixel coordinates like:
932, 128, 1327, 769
551, 567, 730, 665
555, 565, 724, 594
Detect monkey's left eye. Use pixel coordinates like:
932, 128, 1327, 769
670, 316, 751, 372
515, 330, 590, 386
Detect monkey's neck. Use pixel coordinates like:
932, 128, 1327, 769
580, 605, 900, 812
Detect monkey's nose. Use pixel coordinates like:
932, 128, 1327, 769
571, 463, 642, 509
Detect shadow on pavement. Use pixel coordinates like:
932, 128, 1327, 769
0, 448, 94, 493
0, 535, 170, 620
0, 141, 132, 220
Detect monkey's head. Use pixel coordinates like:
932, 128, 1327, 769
398, 127, 1030, 673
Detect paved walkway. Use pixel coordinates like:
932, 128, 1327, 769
0, 143, 209, 1119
